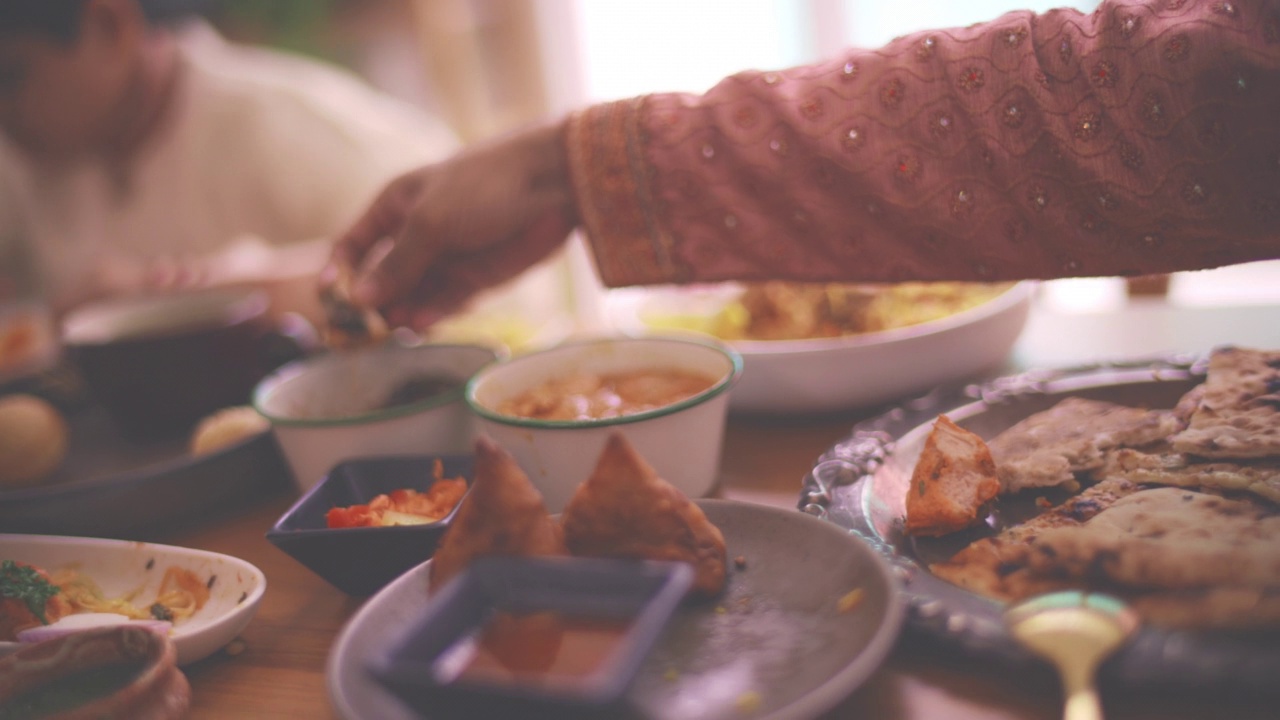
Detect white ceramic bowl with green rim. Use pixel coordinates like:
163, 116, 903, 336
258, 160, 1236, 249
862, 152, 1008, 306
465, 336, 743, 512
253, 342, 502, 493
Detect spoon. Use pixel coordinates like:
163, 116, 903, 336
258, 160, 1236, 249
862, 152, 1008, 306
1003, 591, 1139, 720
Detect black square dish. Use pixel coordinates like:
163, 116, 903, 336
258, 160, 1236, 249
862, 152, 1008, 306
367, 556, 693, 720
265, 454, 472, 596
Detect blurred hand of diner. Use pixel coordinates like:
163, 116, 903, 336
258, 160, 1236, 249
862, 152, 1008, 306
326, 121, 576, 331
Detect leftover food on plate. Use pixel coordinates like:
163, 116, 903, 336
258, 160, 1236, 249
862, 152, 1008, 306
0, 559, 208, 642
0, 394, 68, 488
326, 460, 469, 528
429, 432, 727, 597
643, 281, 1012, 342
496, 369, 718, 421
909, 346, 1280, 630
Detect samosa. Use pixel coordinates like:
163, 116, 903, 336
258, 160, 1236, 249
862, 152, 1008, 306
561, 432, 727, 597
429, 435, 566, 591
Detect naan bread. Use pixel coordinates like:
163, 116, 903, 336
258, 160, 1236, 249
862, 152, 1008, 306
429, 435, 566, 591
929, 349, 1280, 630
930, 477, 1142, 601
1023, 488, 1280, 590
1126, 587, 1280, 630
987, 398, 1181, 494
1169, 347, 1280, 459
561, 432, 727, 597
905, 415, 1000, 537
1099, 448, 1280, 504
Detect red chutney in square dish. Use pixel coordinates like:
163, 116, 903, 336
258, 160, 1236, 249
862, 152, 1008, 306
325, 460, 468, 528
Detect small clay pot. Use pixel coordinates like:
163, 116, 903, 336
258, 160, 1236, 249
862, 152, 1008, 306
0, 625, 190, 720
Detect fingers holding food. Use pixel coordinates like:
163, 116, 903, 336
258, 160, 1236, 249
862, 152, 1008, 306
318, 263, 389, 350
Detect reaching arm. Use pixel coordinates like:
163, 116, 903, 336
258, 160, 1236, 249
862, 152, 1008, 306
332, 0, 1280, 330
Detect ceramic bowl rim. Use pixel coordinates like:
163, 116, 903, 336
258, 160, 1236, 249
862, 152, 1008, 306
464, 335, 743, 430
254, 343, 501, 428
720, 281, 1034, 356
60, 288, 270, 347
616, 281, 1034, 358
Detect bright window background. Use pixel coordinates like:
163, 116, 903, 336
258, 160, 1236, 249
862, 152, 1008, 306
841, 0, 1096, 47
576, 0, 802, 100
572, 0, 1101, 102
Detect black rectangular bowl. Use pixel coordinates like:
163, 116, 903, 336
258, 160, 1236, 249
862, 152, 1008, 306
265, 454, 472, 596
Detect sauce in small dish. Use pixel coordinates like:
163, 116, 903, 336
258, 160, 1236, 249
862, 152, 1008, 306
434, 611, 631, 688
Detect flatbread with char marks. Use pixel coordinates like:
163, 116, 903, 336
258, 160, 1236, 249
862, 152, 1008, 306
1169, 347, 1280, 459
987, 397, 1181, 494
1098, 448, 1280, 504
930, 476, 1142, 601
1022, 487, 1280, 590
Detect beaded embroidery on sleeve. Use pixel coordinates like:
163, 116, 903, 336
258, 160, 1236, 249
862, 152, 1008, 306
567, 0, 1280, 288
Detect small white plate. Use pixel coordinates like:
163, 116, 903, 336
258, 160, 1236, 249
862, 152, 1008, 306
327, 499, 904, 720
0, 534, 266, 665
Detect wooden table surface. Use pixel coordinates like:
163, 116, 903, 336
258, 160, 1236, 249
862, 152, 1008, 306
164, 412, 1273, 720
158, 298, 1280, 719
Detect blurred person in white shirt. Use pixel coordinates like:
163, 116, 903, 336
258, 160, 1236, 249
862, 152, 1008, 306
0, 0, 458, 320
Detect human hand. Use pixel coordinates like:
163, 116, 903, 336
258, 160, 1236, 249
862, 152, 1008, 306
326, 120, 579, 330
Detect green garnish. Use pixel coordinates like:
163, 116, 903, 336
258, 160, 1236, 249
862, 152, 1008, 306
0, 560, 60, 625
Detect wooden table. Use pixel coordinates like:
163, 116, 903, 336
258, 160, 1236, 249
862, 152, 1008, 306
168, 299, 1279, 719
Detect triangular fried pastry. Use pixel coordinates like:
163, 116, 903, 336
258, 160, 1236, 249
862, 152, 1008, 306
429, 435, 566, 591
561, 432, 727, 597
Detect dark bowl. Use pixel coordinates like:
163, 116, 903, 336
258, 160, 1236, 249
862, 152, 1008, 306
60, 289, 303, 441
265, 454, 472, 596
367, 556, 694, 720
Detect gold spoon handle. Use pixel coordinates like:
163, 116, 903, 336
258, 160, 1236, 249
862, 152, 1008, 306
1063, 685, 1104, 720
1062, 661, 1104, 720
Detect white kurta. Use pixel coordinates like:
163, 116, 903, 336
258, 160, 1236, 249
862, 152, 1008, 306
0, 22, 459, 312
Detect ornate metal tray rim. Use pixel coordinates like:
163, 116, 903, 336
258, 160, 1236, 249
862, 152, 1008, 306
798, 353, 1280, 694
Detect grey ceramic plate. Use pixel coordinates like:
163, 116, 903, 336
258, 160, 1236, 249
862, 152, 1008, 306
800, 354, 1280, 694
327, 499, 904, 720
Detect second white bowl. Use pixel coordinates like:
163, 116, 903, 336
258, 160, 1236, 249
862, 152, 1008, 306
253, 342, 501, 493
465, 336, 742, 512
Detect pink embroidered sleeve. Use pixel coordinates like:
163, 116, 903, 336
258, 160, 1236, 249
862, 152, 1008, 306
565, 0, 1280, 287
